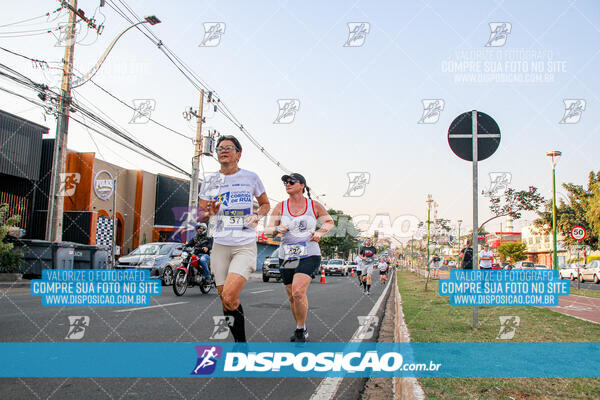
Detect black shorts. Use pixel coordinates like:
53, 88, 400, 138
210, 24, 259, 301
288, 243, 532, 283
279, 256, 322, 285
356, 270, 363, 276
380, 269, 388, 276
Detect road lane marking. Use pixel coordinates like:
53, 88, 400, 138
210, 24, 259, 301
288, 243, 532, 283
250, 289, 274, 294
309, 271, 394, 400
114, 301, 188, 312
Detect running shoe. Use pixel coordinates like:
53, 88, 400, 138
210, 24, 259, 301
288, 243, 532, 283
291, 328, 308, 342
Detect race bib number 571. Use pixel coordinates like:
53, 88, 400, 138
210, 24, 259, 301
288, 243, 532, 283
223, 210, 248, 230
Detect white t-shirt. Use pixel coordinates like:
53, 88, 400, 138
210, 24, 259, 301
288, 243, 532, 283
199, 169, 265, 246
378, 262, 388, 272
354, 255, 363, 271
479, 249, 493, 268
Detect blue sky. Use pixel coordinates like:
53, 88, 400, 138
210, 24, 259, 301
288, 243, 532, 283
1, 0, 599, 239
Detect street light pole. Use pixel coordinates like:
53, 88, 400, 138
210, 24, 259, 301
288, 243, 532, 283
426, 194, 433, 288
546, 150, 562, 270
457, 219, 462, 266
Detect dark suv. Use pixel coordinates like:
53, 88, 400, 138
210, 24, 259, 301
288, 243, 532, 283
262, 248, 281, 282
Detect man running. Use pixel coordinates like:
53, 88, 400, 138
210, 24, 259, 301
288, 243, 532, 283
359, 238, 377, 295
266, 173, 333, 342
199, 135, 270, 342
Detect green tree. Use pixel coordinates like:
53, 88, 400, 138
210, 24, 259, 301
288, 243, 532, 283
319, 209, 360, 258
586, 177, 600, 241
482, 186, 546, 230
497, 242, 527, 263
0, 203, 23, 272
535, 171, 599, 250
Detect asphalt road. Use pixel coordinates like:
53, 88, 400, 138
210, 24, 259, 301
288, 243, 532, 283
0, 273, 391, 400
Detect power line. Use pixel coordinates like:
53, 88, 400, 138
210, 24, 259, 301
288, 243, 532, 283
0, 66, 190, 177
0, 8, 62, 28
0, 46, 50, 68
88, 79, 193, 141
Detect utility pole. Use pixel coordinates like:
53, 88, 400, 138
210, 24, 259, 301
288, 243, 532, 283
45, 0, 102, 242
111, 175, 118, 267
187, 90, 205, 213
45, 0, 78, 242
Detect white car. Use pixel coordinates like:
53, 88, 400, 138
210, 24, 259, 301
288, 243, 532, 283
579, 260, 600, 284
514, 261, 535, 270
559, 264, 584, 280
324, 259, 348, 276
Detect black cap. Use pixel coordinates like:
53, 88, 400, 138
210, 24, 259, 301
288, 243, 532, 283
281, 173, 306, 185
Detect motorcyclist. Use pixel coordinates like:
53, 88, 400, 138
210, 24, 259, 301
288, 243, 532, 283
186, 223, 212, 281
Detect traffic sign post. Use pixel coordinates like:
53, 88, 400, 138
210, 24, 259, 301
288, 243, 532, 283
571, 225, 587, 241
571, 225, 587, 289
448, 110, 501, 329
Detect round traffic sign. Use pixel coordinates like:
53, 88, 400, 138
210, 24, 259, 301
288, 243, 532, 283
448, 111, 501, 161
571, 225, 587, 241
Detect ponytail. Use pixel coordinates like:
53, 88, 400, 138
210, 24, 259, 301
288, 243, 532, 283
305, 186, 312, 199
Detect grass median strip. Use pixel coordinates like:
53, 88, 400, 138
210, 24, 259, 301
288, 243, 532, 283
569, 287, 600, 299
397, 270, 600, 400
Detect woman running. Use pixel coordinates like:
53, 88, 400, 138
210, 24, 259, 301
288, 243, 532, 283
266, 173, 333, 342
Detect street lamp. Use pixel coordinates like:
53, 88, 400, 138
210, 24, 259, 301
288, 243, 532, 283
546, 150, 562, 270
457, 219, 463, 266
72, 15, 161, 88
426, 194, 434, 274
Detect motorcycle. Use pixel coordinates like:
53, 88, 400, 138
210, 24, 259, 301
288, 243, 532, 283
173, 247, 214, 296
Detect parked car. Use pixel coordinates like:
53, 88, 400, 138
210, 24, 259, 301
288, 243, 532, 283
514, 261, 535, 270
501, 262, 514, 270
115, 242, 183, 285
262, 248, 281, 282
534, 264, 550, 270
559, 264, 584, 280
491, 263, 502, 270
579, 260, 600, 284
324, 259, 347, 276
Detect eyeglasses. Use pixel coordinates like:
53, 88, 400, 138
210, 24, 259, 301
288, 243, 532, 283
283, 179, 299, 186
216, 145, 237, 153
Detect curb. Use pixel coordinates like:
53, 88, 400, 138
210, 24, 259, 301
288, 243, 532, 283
0, 281, 30, 289
393, 272, 426, 400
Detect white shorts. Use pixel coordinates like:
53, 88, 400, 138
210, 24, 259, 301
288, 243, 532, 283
363, 264, 374, 275
211, 242, 257, 286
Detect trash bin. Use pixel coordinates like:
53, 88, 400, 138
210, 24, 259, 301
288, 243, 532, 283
52, 242, 75, 270
65, 243, 95, 269
93, 245, 111, 269
12, 239, 53, 276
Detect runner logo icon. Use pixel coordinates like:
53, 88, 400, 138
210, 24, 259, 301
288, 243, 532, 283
191, 345, 222, 375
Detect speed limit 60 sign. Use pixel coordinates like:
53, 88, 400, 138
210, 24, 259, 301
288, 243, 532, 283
571, 226, 587, 241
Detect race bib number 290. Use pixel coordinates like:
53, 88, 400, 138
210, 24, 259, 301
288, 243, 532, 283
283, 242, 308, 260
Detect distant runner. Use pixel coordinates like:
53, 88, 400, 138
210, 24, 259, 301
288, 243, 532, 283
378, 259, 388, 285
359, 238, 377, 295
354, 254, 363, 287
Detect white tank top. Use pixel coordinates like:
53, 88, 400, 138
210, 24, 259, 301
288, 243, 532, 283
278, 198, 321, 259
